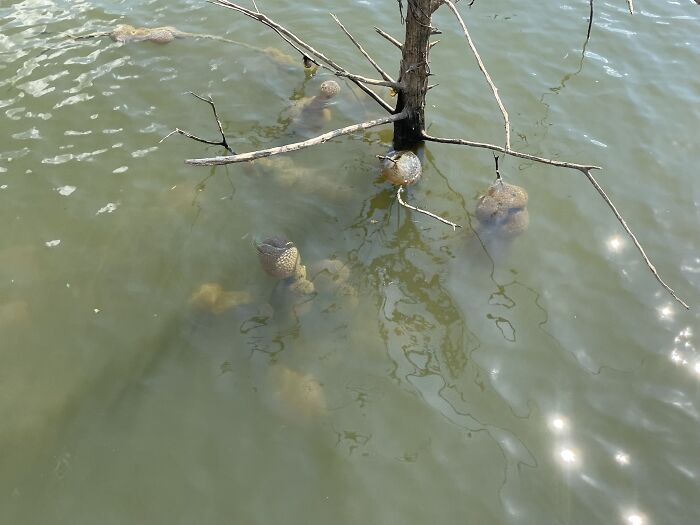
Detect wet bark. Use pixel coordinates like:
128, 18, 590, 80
393, 0, 433, 150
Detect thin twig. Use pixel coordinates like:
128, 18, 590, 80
186, 110, 408, 166
331, 14, 396, 84
374, 26, 402, 50
160, 92, 235, 154
397, 186, 462, 230
421, 132, 600, 173
444, 0, 511, 152
209, 0, 395, 112
626, 0, 634, 15
582, 169, 689, 309
376, 154, 397, 164
586, 0, 594, 45
429, 39, 441, 49
333, 72, 400, 88
421, 131, 689, 308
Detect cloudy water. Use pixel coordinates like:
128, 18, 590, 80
1, 0, 699, 524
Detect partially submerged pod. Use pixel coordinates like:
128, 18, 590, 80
318, 80, 341, 100
475, 181, 529, 238
255, 236, 316, 296
381, 150, 422, 186
110, 25, 179, 44
294, 80, 342, 127
255, 237, 300, 279
190, 283, 254, 314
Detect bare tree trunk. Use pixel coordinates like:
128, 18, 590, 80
393, 0, 433, 150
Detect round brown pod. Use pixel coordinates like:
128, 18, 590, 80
318, 80, 341, 100
381, 150, 422, 186
255, 237, 300, 279
475, 181, 529, 238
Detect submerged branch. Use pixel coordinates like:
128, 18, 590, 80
185, 110, 408, 166
444, 0, 511, 151
209, 0, 395, 112
160, 92, 234, 154
397, 186, 462, 230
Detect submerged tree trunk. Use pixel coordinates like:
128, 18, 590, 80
393, 0, 433, 150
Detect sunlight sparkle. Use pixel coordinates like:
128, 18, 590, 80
607, 235, 624, 252
625, 512, 646, 525
615, 451, 630, 465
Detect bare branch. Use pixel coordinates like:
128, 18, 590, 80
350, 83, 395, 114
160, 92, 235, 155
444, 0, 511, 151
397, 186, 462, 230
209, 0, 395, 113
422, 131, 689, 309
331, 14, 396, 84
582, 169, 689, 309
333, 71, 400, 89
626, 0, 634, 15
421, 132, 600, 173
186, 110, 408, 166
374, 26, 402, 50
429, 39, 441, 49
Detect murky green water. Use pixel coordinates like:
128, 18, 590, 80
2, 0, 699, 523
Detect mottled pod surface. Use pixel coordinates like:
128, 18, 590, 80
381, 150, 422, 186
256, 237, 300, 279
109, 25, 180, 44
475, 181, 529, 238
318, 80, 341, 100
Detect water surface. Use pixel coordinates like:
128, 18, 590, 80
1, 1, 700, 524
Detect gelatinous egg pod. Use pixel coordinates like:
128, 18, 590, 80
318, 80, 341, 100
381, 150, 422, 185
255, 237, 300, 279
475, 181, 529, 238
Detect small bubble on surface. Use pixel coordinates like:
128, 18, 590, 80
45, 239, 61, 247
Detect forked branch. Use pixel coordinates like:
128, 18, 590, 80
160, 92, 234, 154
185, 110, 408, 166
443, 0, 511, 151
209, 0, 395, 112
